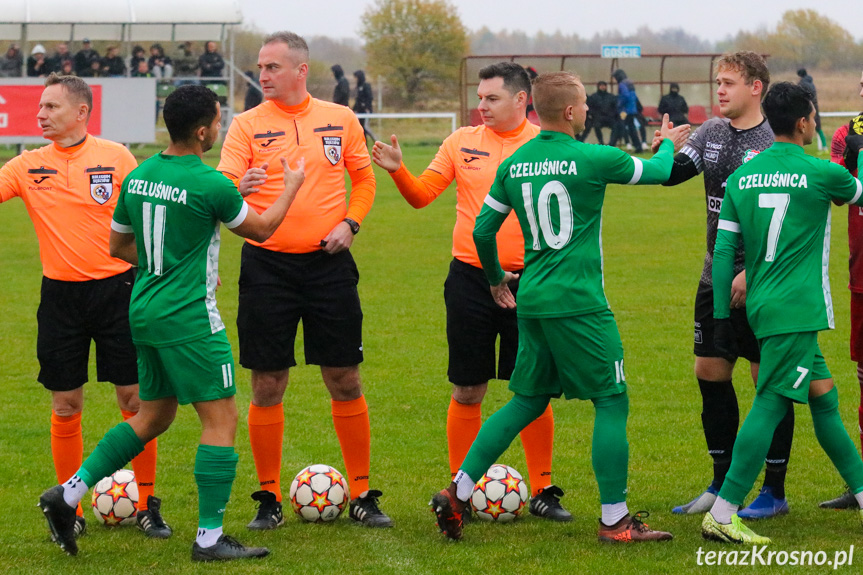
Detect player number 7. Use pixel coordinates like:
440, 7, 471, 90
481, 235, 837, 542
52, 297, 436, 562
758, 193, 790, 262
792, 366, 809, 389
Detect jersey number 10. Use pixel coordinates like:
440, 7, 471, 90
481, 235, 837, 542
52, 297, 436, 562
521, 181, 574, 250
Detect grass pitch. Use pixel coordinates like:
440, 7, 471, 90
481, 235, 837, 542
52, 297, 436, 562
0, 141, 860, 573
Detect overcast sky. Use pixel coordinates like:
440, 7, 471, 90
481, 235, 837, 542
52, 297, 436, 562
242, 0, 859, 44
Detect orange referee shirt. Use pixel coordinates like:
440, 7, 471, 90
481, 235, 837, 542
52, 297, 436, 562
391, 120, 539, 271
218, 95, 375, 253
0, 136, 136, 281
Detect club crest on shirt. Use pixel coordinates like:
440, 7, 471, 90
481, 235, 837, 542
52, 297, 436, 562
323, 136, 342, 165
90, 173, 113, 204
742, 149, 760, 164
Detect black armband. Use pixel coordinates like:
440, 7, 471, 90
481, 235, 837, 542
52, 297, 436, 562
663, 152, 699, 186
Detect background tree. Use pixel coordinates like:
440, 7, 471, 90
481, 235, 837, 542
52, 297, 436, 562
361, 0, 468, 107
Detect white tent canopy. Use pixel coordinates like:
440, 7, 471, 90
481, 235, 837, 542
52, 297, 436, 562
0, 0, 243, 42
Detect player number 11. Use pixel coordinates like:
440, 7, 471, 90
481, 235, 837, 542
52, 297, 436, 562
142, 202, 167, 275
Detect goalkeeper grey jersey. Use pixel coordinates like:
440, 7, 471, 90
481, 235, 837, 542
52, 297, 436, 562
681, 117, 774, 285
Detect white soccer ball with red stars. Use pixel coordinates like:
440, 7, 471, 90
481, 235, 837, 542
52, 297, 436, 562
289, 464, 349, 522
91, 469, 139, 526
471, 464, 529, 522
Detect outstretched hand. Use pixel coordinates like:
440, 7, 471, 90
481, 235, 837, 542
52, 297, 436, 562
239, 162, 269, 197
281, 157, 305, 196
654, 113, 691, 153
372, 135, 403, 173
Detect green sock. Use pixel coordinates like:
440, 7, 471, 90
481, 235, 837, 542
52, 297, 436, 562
810, 387, 863, 493
591, 392, 629, 504
720, 389, 790, 505
77, 422, 145, 486
195, 444, 239, 530
460, 393, 550, 481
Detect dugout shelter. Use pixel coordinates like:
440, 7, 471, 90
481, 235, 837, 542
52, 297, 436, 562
461, 54, 745, 129
0, 0, 244, 144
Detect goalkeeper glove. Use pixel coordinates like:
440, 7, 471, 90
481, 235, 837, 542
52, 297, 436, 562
714, 318, 738, 362
844, 133, 863, 174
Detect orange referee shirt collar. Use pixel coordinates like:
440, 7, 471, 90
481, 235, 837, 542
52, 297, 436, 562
271, 94, 312, 115
490, 119, 529, 140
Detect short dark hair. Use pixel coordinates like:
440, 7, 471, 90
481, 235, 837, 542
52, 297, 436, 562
163, 85, 219, 144
45, 73, 92, 112
762, 82, 813, 137
478, 62, 531, 98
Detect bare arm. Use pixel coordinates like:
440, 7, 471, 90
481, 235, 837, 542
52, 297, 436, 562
231, 158, 305, 242
109, 230, 138, 265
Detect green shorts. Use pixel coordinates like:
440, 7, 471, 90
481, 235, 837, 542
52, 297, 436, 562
509, 309, 627, 400
136, 330, 237, 405
757, 331, 831, 404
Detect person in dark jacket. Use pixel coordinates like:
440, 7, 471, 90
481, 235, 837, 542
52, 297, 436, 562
658, 82, 689, 127
580, 81, 618, 145
797, 68, 827, 149
353, 69, 376, 143
27, 44, 49, 77
73, 39, 99, 76
611, 69, 644, 151
100, 46, 126, 77
199, 41, 225, 83
244, 70, 263, 111
0, 43, 23, 77
332, 65, 350, 106
130, 45, 147, 77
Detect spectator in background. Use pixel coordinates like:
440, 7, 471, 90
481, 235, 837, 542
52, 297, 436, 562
198, 41, 224, 83
132, 59, 153, 78
0, 43, 23, 77
129, 45, 147, 76
353, 69, 376, 144
173, 42, 199, 85
332, 64, 350, 106
59, 60, 75, 77
243, 70, 262, 111
73, 39, 99, 76
148, 44, 173, 80
27, 44, 49, 77
525, 66, 539, 118
612, 69, 645, 151
47, 43, 73, 75
581, 81, 617, 145
658, 82, 690, 127
100, 46, 126, 77
797, 68, 827, 150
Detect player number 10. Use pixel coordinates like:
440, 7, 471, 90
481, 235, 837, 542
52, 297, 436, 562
521, 180, 574, 250
142, 202, 167, 275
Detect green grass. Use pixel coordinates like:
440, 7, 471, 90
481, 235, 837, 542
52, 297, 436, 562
0, 141, 860, 574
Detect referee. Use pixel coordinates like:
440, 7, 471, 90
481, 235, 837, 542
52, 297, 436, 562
0, 74, 168, 538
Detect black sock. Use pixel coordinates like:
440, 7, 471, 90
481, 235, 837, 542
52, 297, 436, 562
697, 378, 739, 489
763, 402, 794, 499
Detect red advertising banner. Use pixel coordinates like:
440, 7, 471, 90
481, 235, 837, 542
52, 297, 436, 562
0, 84, 102, 137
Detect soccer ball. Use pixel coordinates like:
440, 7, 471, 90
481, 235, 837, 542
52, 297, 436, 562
289, 464, 349, 523
471, 464, 529, 522
91, 469, 138, 526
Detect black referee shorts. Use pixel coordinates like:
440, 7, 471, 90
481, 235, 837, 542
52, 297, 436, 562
237, 244, 363, 371
37, 269, 138, 391
693, 280, 760, 363
444, 258, 521, 386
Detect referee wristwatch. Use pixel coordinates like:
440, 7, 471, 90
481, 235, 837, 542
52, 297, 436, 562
343, 217, 360, 234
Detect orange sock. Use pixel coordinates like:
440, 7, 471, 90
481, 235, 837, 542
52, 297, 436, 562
121, 410, 157, 511
51, 411, 84, 517
248, 403, 284, 501
331, 396, 370, 497
446, 398, 482, 478
520, 403, 554, 495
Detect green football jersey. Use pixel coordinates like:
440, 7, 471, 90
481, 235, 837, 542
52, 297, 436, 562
714, 142, 863, 338
474, 131, 674, 318
112, 153, 247, 347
